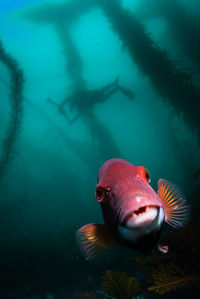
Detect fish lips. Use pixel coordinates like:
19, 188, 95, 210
121, 205, 162, 228
118, 192, 163, 227
118, 206, 165, 243
117, 192, 165, 243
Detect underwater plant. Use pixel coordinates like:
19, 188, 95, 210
54, 21, 86, 91
23, 0, 123, 165
102, 270, 142, 299
147, 263, 199, 295
146, 0, 200, 69
99, 0, 200, 143
136, 221, 200, 296
21, 0, 100, 27
21, 0, 200, 144
0, 39, 24, 181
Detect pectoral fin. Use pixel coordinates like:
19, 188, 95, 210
158, 179, 190, 229
76, 224, 116, 262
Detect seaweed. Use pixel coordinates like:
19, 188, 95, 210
54, 21, 86, 91
22, 0, 200, 143
102, 270, 142, 299
23, 0, 122, 164
147, 263, 199, 295
149, 0, 200, 69
80, 224, 200, 297
136, 222, 200, 295
99, 0, 200, 143
21, 0, 100, 26
0, 39, 24, 181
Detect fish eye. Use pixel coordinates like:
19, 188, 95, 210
95, 186, 105, 203
145, 168, 151, 183
96, 186, 103, 197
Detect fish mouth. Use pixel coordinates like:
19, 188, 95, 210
118, 206, 165, 243
121, 205, 162, 229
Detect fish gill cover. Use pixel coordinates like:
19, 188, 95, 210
0, 0, 199, 298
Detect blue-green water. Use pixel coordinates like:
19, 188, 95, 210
0, 0, 200, 298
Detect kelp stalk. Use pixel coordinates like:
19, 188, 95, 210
99, 0, 200, 142
0, 40, 24, 180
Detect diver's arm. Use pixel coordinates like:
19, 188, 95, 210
46, 97, 58, 106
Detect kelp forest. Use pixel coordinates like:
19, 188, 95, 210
0, 0, 200, 298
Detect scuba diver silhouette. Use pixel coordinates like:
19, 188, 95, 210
47, 76, 135, 124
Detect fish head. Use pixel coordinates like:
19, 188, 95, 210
96, 159, 165, 252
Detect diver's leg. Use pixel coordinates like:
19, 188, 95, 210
117, 86, 135, 100
100, 76, 119, 93
102, 85, 135, 101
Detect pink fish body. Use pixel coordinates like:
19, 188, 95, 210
76, 159, 190, 261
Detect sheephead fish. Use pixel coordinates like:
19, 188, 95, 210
76, 159, 190, 261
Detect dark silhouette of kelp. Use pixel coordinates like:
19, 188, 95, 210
143, 0, 200, 70
21, 0, 200, 143
53, 21, 122, 162
0, 40, 24, 181
54, 21, 86, 91
21, 0, 100, 26
22, 0, 123, 164
0, 75, 102, 174
99, 0, 200, 142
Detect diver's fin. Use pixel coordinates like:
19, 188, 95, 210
157, 244, 168, 254
157, 179, 190, 229
76, 224, 116, 262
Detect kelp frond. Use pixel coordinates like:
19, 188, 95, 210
0, 39, 24, 180
102, 270, 141, 299
147, 263, 199, 294
100, 0, 200, 143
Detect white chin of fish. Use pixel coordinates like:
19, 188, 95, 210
118, 207, 165, 242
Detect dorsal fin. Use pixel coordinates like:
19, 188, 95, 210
76, 224, 116, 262
158, 179, 190, 229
